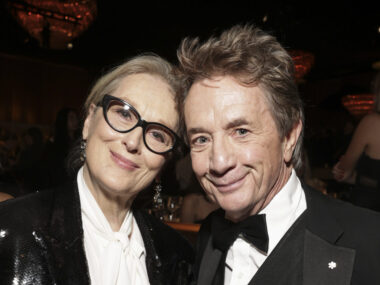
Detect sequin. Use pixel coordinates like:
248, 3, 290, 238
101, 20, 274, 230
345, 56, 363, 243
0, 229, 7, 238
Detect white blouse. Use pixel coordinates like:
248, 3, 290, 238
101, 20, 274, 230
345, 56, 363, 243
77, 167, 150, 285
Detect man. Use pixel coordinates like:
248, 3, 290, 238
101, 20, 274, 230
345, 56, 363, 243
177, 24, 380, 285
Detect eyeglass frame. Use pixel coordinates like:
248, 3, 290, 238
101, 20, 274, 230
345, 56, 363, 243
97, 94, 179, 155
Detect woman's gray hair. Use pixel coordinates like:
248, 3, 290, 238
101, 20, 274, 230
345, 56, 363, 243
67, 54, 182, 175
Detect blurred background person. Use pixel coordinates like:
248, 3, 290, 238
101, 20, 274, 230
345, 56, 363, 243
42, 107, 80, 187
0, 54, 193, 285
333, 72, 380, 211
177, 153, 219, 224
11, 127, 45, 194
0, 191, 13, 202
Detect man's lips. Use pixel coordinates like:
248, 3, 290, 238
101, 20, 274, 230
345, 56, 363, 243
110, 151, 139, 170
210, 174, 247, 193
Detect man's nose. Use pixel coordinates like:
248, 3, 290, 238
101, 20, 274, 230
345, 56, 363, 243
209, 136, 235, 176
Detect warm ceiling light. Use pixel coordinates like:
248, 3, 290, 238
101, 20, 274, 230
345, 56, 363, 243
288, 50, 315, 82
8, 0, 97, 50
342, 93, 374, 118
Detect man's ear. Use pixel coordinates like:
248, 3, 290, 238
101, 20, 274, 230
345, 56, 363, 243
82, 104, 97, 140
283, 119, 303, 163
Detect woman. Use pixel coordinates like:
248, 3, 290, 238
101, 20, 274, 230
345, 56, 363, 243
333, 72, 380, 211
0, 54, 194, 284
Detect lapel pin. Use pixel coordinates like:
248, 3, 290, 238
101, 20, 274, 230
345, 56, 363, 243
328, 261, 337, 269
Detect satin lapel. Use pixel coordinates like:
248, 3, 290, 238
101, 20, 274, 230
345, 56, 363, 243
197, 236, 223, 285
303, 187, 356, 285
304, 230, 355, 285
38, 181, 90, 285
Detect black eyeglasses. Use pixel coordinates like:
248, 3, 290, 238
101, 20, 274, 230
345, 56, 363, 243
97, 94, 178, 154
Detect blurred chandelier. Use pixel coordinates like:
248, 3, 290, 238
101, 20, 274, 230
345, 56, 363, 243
342, 94, 374, 118
8, 0, 97, 50
288, 50, 315, 82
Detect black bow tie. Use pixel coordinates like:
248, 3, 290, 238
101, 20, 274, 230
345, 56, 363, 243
211, 209, 269, 253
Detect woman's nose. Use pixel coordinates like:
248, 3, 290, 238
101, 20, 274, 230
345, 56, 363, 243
122, 127, 143, 153
209, 137, 235, 176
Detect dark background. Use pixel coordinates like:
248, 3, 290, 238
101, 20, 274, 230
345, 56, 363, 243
1, 0, 379, 75
0, 0, 379, 136
0, 0, 379, 197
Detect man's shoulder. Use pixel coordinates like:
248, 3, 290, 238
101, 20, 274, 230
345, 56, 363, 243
305, 187, 380, 237
304, 187, 380, 282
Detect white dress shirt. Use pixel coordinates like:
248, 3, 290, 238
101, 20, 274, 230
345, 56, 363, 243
77, 167, 150, 285
224, 170, 307, 285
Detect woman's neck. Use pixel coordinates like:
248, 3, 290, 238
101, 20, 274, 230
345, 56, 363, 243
82, 166, 134, 231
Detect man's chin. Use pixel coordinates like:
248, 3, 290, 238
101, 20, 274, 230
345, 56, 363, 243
223, 205, 254, 222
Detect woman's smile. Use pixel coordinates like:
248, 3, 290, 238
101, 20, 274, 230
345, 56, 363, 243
110, 150, 139, 170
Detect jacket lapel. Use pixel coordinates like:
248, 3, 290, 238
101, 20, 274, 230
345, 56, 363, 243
197, 237, 223, 285
195, 212, 223, 285
303, 187, 356, 285
39, 181, 90, 285
304, 230, 355, 285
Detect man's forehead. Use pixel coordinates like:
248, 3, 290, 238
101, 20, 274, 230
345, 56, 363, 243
187, 80, 267, 111
192, 75, 243, 89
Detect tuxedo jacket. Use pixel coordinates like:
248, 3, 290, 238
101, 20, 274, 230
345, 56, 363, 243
195, 186, 380, 285
0, 181, 194, 285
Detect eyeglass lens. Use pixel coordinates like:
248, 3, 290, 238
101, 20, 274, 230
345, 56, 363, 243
106, 99, 175, 153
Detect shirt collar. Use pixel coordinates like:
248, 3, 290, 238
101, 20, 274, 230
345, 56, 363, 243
77, 167, 146, 257
259, 169, 307, 254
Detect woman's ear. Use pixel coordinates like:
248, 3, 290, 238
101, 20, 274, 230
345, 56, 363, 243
82, 104, 97, 140
283, 119, 303, 164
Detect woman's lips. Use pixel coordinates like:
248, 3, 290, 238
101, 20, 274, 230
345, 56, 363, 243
110, 151, 139, 170
211, 174, 246, 193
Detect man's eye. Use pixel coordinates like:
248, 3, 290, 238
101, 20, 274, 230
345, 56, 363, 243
236, 128, 248, 135
191, 136, 208, 146
196, 137, 208, 144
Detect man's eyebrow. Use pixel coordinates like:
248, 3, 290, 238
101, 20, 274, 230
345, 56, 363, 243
225, 118, 250, 129
187, 127, 208, 135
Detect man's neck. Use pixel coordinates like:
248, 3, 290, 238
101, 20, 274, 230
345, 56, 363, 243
226, 164, 293, 222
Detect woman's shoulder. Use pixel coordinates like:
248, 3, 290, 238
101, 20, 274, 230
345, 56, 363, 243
360, 112, 380, 125
0, 190, 54, 229
351, 113, 380, 141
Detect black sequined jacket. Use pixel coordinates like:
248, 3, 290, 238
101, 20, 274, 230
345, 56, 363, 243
0, 181, 194, 285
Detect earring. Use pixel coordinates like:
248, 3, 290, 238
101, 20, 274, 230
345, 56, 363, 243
80, 139, 87, 161
153, 179, 164, 208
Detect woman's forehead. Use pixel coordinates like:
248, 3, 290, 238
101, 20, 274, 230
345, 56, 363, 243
111, 74, 179, 129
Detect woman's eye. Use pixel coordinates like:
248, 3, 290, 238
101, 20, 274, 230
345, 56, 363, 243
151, 131, 165, 143
117, 109, 133, 120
